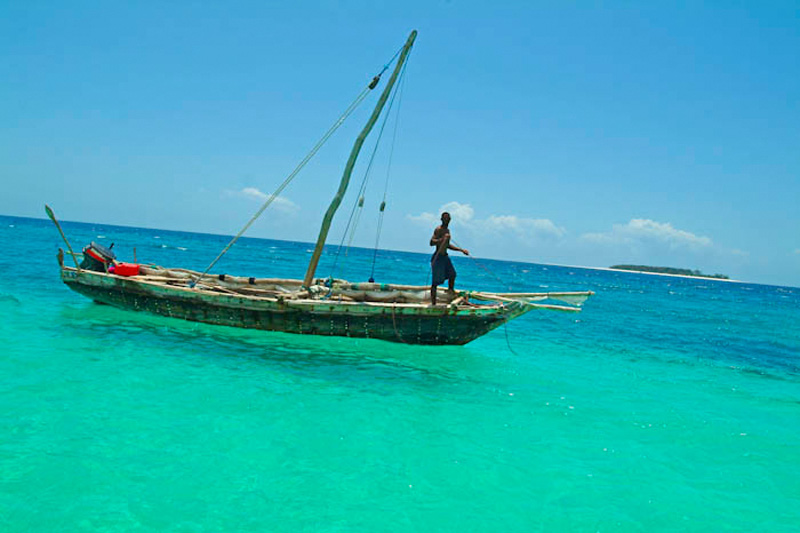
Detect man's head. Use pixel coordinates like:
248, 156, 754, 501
441, 212, 451, 226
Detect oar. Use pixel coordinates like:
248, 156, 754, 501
44, 204, 81, 271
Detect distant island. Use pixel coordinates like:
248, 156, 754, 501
610, 265, 729, 280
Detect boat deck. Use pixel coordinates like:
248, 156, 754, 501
59, 265, 591, 345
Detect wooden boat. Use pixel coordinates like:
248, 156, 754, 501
49, 30, 593, 345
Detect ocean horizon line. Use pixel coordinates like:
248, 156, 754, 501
3, 212, 796, 290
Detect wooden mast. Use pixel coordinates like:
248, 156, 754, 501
303, 30, 417, 287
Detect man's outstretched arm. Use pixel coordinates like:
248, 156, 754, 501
448, 243, 469, 255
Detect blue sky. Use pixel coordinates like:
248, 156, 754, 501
1, 1, 798, 286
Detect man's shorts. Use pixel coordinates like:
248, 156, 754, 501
431, 254, 456, 286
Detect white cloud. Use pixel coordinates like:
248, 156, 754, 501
794, 249, 800, 255
408, 201, 565, 242
440, 201, 475, 224
225, 187, 299, 214
406, 212, 438, 226
484, 215, 566, 239
581, 218, 712, 250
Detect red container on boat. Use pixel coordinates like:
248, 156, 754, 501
112, 263, 140, 277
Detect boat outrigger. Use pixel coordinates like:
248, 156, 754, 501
48, 30, 593, 345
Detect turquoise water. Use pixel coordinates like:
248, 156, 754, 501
1, 214, 798, 532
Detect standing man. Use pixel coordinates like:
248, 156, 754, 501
430, 211, 469, 305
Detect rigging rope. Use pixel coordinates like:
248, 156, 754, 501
451, 238, 513, 291
328, 54, 411, 281
344, 196, 365, 254
189, 62, 395, 287
369, 57, 409, 282
448, 238, 522, 356
450, 238, 523, 356
503, 322, 524, 357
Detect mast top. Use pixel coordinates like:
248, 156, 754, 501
302, 31, 417, 288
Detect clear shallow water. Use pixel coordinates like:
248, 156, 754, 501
1, 214, 798, 532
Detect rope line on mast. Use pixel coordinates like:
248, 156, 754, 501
303, 31, 417, 288
369, 55, 409, 282
327, 53, 411, 281
379, 44, 405, 77
329, 65, 403, 277
189, 81, 377, 288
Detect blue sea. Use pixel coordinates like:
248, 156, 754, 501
1, 214, 798, 532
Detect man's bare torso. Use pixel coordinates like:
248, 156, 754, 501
431, 225, 451, 256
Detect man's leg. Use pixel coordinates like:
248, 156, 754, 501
447, 260, 457, 295
431, 284, 437, 305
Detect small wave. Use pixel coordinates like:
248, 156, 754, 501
97, 235, 106, 239
154, 236, 160, 239
177, 247, 188, 251
0, 294, 21, 305
8, 224, 14, 228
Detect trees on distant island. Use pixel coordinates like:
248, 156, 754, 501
609, 265, 729, 280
